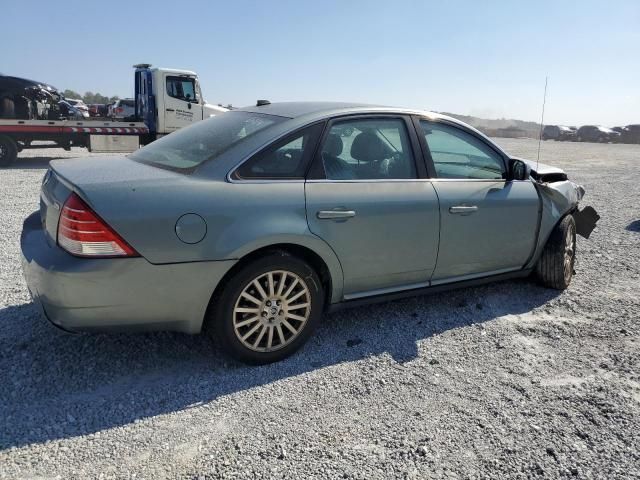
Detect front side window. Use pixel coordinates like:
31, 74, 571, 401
129, 111, 284, 171
166, 76, 197, 103
235, 123, 323, 179
419, 121, 505, 180
320, 118, 417, 180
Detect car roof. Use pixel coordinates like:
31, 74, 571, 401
193, 101, 511, 179
236, 101, 446, 121
231, 101, 507, 156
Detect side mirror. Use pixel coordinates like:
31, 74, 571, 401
509, 159, 531, 181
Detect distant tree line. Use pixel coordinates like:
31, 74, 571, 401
62, 90, 120, 104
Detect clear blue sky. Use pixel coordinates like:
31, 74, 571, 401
2, 0, 638, 125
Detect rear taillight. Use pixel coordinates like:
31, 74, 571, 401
57, 193, 138, 258
116, 107, 123, 113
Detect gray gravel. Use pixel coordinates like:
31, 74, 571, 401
1, 140, 638, 479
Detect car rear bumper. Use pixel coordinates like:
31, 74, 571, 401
20, 212, 236, 334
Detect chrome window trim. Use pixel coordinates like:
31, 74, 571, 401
226, 110, 520, 184
228, 178, 306, 184
228, 111, 425, 184
305, 178, 509, 184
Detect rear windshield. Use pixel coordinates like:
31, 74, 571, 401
129, 111, 285, 171
121, 100, 134, 107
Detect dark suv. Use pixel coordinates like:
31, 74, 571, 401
576, 125, 621, 143
542, 125, 576, 141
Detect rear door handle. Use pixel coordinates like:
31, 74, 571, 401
449, 205, 478, 214
317, 210, 356, 220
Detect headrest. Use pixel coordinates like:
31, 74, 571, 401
323, 133, 343, 157
350, 131, 389, 162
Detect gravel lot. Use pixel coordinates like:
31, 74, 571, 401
1, 139, 638, 479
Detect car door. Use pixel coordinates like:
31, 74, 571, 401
305, 115, 440, 299
416, 118, 540, 283
163, 74, 204, 133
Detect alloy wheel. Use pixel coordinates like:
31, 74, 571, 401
232, 270, 311, 352
563, 224, 575, 283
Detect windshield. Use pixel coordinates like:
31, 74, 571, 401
129, 111, 285, 171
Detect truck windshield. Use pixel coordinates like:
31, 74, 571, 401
129, 112, 285, 171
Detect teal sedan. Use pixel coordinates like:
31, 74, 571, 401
21, 102, 598, 364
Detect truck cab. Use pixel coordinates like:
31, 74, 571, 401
134, 64, 227, 141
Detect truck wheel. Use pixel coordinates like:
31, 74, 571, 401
535, 215, 576, 290
0, 135, 18, 167
209, 251, 324, 364
0, 97, 15, 118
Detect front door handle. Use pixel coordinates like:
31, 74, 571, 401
317, 210, 356, 220
449, 205, 478, 214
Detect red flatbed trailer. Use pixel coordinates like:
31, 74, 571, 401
0, 119, 148, 166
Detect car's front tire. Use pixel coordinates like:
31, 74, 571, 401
535, 215, 576, 290
210, 251, 324, 364
0, 135, 18, 167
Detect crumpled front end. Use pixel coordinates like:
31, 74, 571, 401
522, 160, 599, 269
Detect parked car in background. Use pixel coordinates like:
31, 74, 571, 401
21, 102, 599, 364
620, 125, 640, 144
105, 102, 115, 118
111, 98, 135, 120
576, 125, 621, 143
58, 100, 86, 120
542, 125, 576, 141
64, 98, 89, 118
93, 104, 109, 117
88, 104, 107, 117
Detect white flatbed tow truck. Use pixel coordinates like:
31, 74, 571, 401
0, 64, 227, 167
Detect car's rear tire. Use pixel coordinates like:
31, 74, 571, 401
209, 251, 324, 364
0, 135, 18, 167
0, 97, 15, 118
535, 215, 576, 290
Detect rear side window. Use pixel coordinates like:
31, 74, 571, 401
235, 123, 323, 179
129, 111, 285, 171
166, 76, 197, 102
419, 121, 505, 180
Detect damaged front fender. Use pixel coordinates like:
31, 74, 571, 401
525, 179, 599, 269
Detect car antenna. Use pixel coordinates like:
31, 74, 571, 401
536, 76, 549, 175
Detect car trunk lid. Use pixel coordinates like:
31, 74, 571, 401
40, 156, 187, 246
